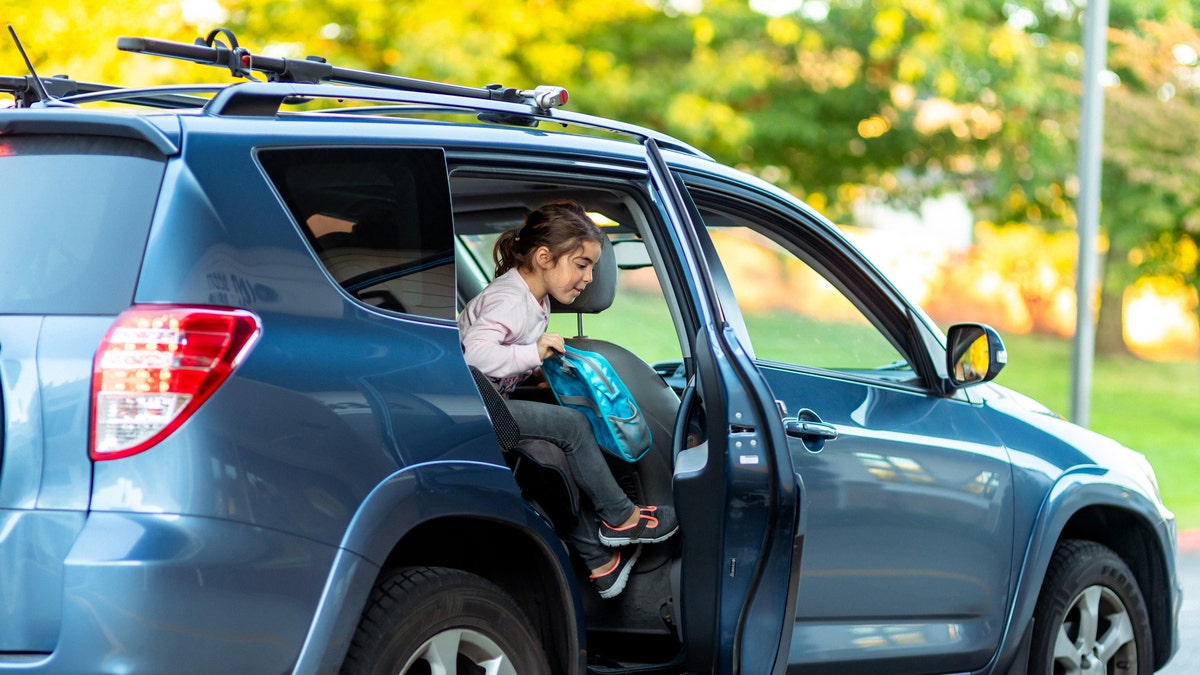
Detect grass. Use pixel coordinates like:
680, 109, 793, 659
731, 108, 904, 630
553, 290, 1200, 530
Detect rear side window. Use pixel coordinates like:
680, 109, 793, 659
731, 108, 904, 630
259, 147, 456, 321
0, 135, 165, 314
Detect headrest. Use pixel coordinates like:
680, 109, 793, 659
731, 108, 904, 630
550, 236, 615, 314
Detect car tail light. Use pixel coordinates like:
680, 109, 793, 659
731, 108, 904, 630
90, 305, 261, 460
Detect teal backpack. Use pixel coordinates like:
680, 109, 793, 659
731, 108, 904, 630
542, 345, 652, 463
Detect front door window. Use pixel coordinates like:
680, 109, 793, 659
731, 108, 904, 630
698, 207, 915, 384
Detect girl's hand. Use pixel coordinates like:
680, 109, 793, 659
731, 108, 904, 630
536, 332, 565, 360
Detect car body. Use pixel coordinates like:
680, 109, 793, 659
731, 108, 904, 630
0, 32, 1181, 675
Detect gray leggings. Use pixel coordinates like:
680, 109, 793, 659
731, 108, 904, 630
506, 398, 637, 568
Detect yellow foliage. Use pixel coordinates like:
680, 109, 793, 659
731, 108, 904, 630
934, 69, 957, 98
857, 115, 890, 139
903, 0, 943, 26
987, 25, 1025, 69
897, 53, 926, 83
1, 1, 208, 84
922, 221, 1081, 337
766, 17, 801, 47
693, 16, 715, 46
795, 47, 861, 92
664, 92, 751, 153
873, 7, 906, 45
1183, 237, 1199, 273
522, 42, 584, 84
1125, 276, 1200, 359
798, 29, 824, 54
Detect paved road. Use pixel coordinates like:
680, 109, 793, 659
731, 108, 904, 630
1158, 544, 1198, 674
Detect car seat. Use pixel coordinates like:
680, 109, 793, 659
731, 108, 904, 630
549, 237, 679, 518
468, 366, 581, 527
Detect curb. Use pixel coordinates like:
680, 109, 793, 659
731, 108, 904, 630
1180, 529, 1200, 553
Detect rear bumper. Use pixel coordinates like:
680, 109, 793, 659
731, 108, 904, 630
0, 511, 337, 674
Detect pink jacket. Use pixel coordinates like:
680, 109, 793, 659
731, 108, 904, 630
458, 268, 549, 396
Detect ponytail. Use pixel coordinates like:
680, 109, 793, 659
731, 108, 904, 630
493, 229, 522, 277
492, 200, 604, 278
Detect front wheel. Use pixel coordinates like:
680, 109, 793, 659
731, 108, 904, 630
341, 566, 550, 675
1029, 539, 1153, 675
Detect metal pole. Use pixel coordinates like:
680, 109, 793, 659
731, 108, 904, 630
1070, 0, 1110, 427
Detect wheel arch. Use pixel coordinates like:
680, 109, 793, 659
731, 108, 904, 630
293, 461, 584, 675
999, 471, 1177, 673
382, 515, 581, 675
1056, 505, 1176, 670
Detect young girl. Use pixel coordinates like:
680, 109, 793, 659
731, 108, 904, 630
459, 200, 677, 599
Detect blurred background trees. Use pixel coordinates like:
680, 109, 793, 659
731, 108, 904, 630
2, 0, 1198, 359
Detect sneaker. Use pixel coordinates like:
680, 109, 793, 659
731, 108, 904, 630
599, 505, 678, 547
591, 545, 641, 599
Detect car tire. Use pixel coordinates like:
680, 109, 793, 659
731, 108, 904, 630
1029, 539, 1153, 675
340, 566, 550, 675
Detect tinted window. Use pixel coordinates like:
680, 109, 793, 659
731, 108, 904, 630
0, 135, 165, 314
259, 147, 456, 321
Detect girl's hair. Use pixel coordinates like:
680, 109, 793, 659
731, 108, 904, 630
493, 199, 605, 277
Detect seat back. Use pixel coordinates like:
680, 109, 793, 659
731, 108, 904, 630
550, 238, 679, 512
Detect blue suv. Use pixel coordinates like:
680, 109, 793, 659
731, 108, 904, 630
0, 30, 1181, 675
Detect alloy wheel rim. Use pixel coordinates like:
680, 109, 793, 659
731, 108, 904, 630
1052, 584, 1138, 675
398, 627, 518, 675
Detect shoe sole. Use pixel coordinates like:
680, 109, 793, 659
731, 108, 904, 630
598, 526, 678, 547
597, 546, 642, 599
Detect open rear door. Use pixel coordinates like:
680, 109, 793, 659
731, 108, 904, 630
645, 139, 804, 675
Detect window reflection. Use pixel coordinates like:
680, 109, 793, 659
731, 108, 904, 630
853, 452, 1001, 498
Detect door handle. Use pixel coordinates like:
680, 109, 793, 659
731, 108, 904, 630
784, 408, 837, 453
784, 419, 838, 439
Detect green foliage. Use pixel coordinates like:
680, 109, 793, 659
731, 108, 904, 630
3, 0, 1196, 349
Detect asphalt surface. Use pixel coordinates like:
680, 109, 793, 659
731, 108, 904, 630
1158, 533, 1198, 674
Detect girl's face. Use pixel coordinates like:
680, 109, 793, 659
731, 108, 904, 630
534, 240, 602, 304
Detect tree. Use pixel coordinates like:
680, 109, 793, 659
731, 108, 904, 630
1102, 17, 1200, 354
5, 0, 1195, 354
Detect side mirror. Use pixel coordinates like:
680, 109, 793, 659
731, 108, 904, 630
946, 323, 1007, 388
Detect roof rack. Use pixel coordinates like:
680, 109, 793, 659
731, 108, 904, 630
116, 29, 713, 159
190, 81, 710, 160
118, 29, 568, 113
1, 28, 713, 161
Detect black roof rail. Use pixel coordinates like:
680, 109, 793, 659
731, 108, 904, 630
59, 84, 214, 109
118, 32, 569, 113
0, 75, 81, 107
0, 75, 211, 109
199, 81, 713, 160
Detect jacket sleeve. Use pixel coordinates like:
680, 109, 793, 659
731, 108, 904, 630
460, 291, 542, 380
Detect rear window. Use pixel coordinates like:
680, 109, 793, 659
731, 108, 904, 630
258, 147, 456, 321
0, 135, 165, 314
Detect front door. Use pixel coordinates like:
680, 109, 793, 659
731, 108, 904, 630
679, 173, 1016, 675
646, 140, 803, 675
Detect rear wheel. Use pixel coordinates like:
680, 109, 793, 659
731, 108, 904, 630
1029, 540, 1153, 675
341, 566, 550, 675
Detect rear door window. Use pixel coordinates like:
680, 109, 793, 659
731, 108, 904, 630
0, 135, 166, 314
259, 147, 456, 321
